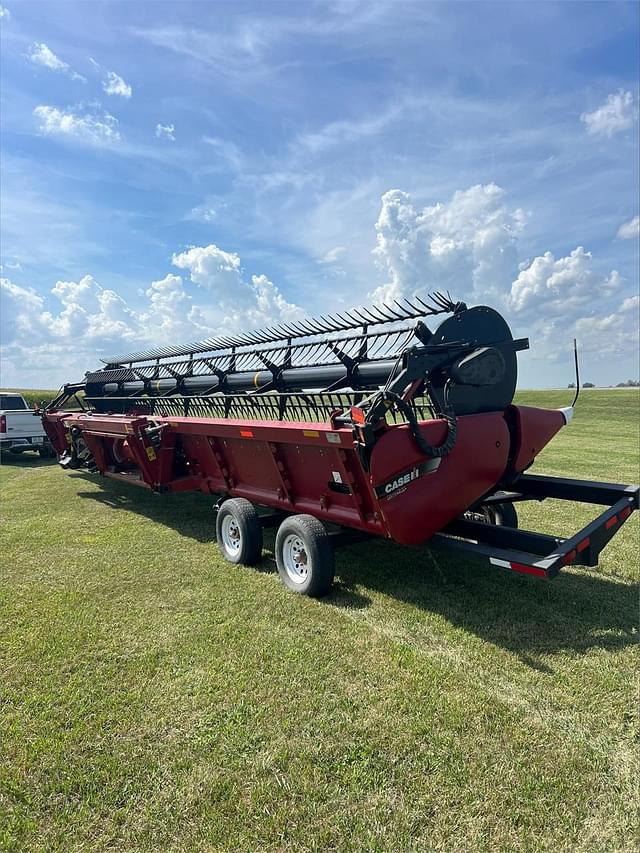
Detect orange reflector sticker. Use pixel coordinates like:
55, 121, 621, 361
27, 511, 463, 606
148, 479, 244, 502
562, 549, 577, 565
240, 430, 254, 438
577, 537, 590, 552
605, 516, 618, 530
351, 406, 365, 425
619, 506, 631, 521
303, 430, 320, 438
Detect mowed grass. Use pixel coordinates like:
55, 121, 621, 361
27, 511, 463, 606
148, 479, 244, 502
0, 390, 638, 852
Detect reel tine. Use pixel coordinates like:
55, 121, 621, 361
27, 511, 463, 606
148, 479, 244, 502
359, 308, 378, 325
381, 301, 404, 320
352, 307, 374, 325
103, 293, 458, 365
311, 318, 337, 334
367, 304, 393, 322
394, 298, 416, 318
334, 312, 354, 327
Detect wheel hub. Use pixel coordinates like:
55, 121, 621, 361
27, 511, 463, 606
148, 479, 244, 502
283, 535, 309, 584
221, 515, 242, 556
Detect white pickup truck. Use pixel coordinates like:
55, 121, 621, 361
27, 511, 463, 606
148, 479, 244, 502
0, 391, 55, 457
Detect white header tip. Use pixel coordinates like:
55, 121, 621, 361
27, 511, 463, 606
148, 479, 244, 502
559, 407, 574, 424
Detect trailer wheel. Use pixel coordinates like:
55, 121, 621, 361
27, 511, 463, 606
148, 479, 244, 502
275, 515, 335, 597
481, 502, 518, 528
216, 498, 263, 566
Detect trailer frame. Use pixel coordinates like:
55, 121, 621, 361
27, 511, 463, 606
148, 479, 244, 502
435, 473, 639, 579
235, 472, 638, 582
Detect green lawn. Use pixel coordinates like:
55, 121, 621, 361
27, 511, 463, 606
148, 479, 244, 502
1, 390, 638, 852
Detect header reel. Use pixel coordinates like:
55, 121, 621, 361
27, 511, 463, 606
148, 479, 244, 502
50, 294, 528, 437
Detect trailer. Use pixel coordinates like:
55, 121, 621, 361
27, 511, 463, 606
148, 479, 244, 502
41, 294, 638, 596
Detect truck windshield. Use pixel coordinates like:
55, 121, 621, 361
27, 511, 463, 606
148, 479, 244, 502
0, 395, 28, 410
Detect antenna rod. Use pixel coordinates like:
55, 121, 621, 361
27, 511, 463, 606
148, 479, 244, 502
571, 338, 581, 408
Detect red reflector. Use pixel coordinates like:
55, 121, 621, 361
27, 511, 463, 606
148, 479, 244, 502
240, 430, 253, 438
619, 506, 631, 521
350, 406, 365, 425
562, 549, 577, 565
510, 562, 547, 577
605, 515, 618, 530
577, 537, 590, 553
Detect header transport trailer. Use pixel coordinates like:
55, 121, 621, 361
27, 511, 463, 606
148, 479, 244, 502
41, 294, 638, 596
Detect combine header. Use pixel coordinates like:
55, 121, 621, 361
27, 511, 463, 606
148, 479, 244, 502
41, 294, 638, 596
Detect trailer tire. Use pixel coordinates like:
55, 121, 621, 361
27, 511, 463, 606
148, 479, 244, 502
216, 498, 263, 566
482, 502, 518, 528
275, 515, 335, 597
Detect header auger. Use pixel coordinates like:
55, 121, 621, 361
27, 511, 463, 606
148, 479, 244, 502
41, 295, 638, 597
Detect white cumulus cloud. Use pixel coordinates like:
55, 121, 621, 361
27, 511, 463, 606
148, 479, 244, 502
2, 189, 637, 385
509, 247, 620, 317
1, 277, 44, 341
369, 184, 636, 365
155, 123, 175, 141
33, 105, 121, 144
141, 273, 210, 342
533, 295, 639, 363
581, 90, 637, 137
27, 42, 85, 81
103, 71, 132, 98
371, 184, 526, 304
617, 215, 639, 240
171, 243, 302, 330
0, 242, 304, 384
46, 276, 137, 343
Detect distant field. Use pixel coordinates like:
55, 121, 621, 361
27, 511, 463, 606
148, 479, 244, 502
1, 390, 638, 851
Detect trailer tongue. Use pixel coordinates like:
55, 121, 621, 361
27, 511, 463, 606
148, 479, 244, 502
41, 295, 638, 596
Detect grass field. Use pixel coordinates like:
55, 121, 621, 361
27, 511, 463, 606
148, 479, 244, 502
1, 390, 638, 852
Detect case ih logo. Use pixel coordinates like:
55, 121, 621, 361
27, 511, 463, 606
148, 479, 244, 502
375, 458, 441, 499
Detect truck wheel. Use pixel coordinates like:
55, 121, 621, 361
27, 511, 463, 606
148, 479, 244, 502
481, 502, 518, 528
216, 498, 263, 566
275, 515, 335, 597
39, 446, 56, 458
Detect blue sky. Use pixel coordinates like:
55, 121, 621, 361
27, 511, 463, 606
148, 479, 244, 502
1, 0, 638, 389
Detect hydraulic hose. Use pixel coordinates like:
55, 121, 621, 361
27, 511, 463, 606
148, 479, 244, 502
371, 388, 457, 458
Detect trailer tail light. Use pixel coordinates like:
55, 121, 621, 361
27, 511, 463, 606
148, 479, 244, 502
0, 414, 6, 434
